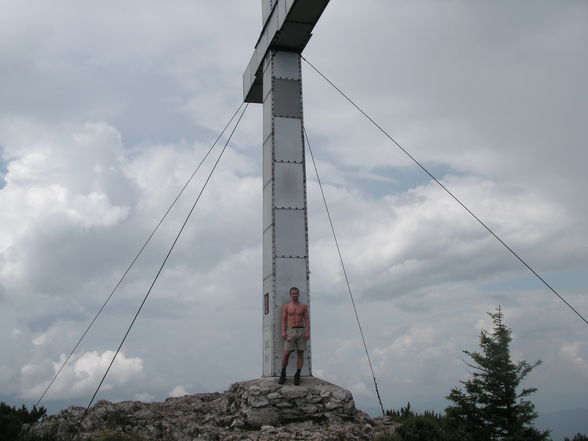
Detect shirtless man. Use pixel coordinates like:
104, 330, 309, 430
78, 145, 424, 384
278, 287, 310, 385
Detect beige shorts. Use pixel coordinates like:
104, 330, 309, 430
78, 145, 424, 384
284, 327, 306, 352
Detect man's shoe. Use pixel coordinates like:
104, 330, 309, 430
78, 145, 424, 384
293, 372, 301, 385
278, 370, 286, 385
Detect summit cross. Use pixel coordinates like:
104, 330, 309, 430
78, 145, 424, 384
243, 0, 330, 378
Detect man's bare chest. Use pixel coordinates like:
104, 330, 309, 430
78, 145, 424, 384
286, 303, 305, 316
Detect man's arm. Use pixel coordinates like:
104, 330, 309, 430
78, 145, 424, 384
281, 304, 288, 339
304, 305, 310, 339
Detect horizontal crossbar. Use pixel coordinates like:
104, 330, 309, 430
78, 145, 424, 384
243, 0, 330, 103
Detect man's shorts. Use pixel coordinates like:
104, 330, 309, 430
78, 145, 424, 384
284, 327, 306, 352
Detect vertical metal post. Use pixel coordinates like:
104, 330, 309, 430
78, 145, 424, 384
261, 49, 311, 377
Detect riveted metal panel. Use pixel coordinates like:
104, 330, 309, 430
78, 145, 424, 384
263, 182, 273, 229
262, 268, 275, 375
263, 226, 274, 278
263, 274, 274, 297
262, 136, 273, 187
262, 293, 274, 374
243, 63, 252, 101
272, 51, 300, 80
266, 12, 279, 45
273, 79, 301, 118
263, 51, 272, 72
261, 0, 274, 24
263, 61, 272, 101
275, 162, 304, 209
274, 117, 303, 162
263, 325, 273, 374
275, 258, 307, 301
280, 0, 289, 26
262, 94, 273, 143
275, 0, 282, 26
263, 277, 274, 304
274, 209, 306, 257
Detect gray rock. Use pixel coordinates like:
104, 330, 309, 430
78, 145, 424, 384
274, 400, 294, 408
280, 386, 308, 400
23, 377, 375, 441
248, 395, 270, 408
301, 404, 319, 414
244, 406, 281, 426
333, 388, 350, 400
325, 399, 343, 410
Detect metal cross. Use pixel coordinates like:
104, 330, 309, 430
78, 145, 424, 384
244, 0, 330, 378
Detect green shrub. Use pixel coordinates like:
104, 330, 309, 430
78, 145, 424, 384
564, 434, 588, 441
394, 415, 445, 441
0, 402, 47, 441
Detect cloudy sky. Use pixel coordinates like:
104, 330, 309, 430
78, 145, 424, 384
1, 0, 586, 433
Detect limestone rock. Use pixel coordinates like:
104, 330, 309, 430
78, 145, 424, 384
23, 377, 375, 441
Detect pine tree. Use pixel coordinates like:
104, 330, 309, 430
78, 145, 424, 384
564, 435, 588, 441
0, 402, 46, 441
445, 307, 549, 441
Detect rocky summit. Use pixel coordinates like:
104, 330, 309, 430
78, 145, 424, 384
23, 377, 397, 440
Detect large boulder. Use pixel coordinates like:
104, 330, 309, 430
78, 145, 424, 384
229, 377, 360, 427
22, 377, 375, 441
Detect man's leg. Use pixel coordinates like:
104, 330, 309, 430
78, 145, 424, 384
296, 350, 304, 370
279, 350, 293, 384
282, 350, 293, 369
294, 350, 304, 385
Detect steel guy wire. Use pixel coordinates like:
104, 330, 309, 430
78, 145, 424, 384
75, 103, 249, 431
36, 102, 246, 407
305, 128, 386, 417
301, 55, 587, 327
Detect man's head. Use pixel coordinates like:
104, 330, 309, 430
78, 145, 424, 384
289, 287, 300, 301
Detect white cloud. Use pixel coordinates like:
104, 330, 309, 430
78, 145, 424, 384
68, 192, 129, 229
134, 392, 155, 402
0, 120, 130, 239
168, 385, 188, 398
0, 0, 585, 422
376, 326, 435, 358
372, 325, 457, 382
20, 351, 143, 400
308, 173, 582, 305
32, 330, 55, 346
347, 381, 373, 398
0, 365, 12, 384
561, 343, 588, 376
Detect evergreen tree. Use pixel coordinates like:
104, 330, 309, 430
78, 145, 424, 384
0, 402, 46, 441
445, 307, 549, 441
564, 435, 588, 441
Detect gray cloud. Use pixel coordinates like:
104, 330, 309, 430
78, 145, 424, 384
0, 1, 586, 433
